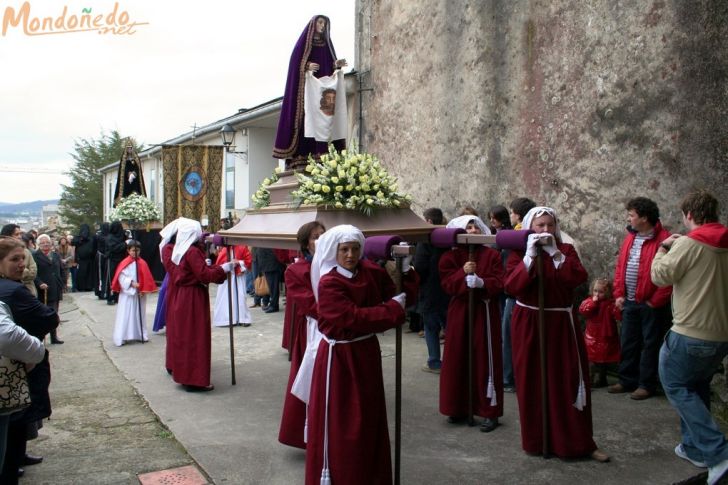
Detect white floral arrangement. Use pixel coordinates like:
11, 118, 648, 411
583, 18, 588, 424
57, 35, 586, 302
109, 193, 161, 223
291, 145, 412, 216
251, 167, 282, 208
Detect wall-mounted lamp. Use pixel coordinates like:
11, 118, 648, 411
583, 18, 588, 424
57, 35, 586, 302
220, 124, 247, 158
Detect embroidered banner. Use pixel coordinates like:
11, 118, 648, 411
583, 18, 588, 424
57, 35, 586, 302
162, 145, 223, 233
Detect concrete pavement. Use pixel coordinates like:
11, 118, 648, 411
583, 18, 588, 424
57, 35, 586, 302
24, 289, 714, 484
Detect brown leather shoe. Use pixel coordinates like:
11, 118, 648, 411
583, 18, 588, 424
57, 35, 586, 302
630, 388, 652, 400
591, 449, 610, 463
608, 383, 628, 394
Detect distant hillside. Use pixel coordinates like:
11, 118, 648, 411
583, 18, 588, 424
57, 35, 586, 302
0, 199, 60, 215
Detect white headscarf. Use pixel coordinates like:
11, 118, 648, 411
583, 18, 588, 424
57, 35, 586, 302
521, 206, 562, 242
171, 218, 203, 265
159, 218, 182, 257
309, 224, 365, 301
446, 215, 493, 235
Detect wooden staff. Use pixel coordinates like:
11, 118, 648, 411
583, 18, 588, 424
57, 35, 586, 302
226, 245, 237, 385
134, 252, 145, 343
467, 244, 476, 427
390, 243, 415, 485
536, 245, 549, 458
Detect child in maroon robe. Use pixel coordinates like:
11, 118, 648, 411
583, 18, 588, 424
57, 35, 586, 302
505, 206, 609, 462
438, 215, 504, 432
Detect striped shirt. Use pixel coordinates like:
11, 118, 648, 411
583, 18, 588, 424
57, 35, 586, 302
625, 232, 654, 300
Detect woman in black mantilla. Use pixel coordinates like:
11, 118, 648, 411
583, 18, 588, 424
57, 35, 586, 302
105, 221, 128, 305
71, 224, 96, 291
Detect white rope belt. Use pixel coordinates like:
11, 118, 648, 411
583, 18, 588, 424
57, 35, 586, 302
515, 301, 587, 411
320, 332, 376, 485
481, 299, 497, 406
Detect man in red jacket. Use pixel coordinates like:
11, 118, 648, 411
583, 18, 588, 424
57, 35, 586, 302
609, 197, 672, 400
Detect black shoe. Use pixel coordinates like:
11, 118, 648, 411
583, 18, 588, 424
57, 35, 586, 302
447, 416, 465, 424
18, 468, 24, 477
23, 454, 43, 466
183, 384, 214, 392
264, 307, 279, 313
480, 418, 499, 433
242, 322, 252, 327
51, 338, 64, 344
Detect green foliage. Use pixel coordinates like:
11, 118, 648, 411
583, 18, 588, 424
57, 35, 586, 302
59, 131, 142, 231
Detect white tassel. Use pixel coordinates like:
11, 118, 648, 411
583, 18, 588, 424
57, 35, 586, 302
320, 468, 331, 485
573, 380, 586, 411
486, 376, 498, 406
303, 416, 308, 443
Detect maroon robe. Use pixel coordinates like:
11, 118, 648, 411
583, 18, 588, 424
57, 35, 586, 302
438, 246, 504, 419
579, 297, 621, 364
167, 243, 226, 387
161, 244, 177, 374
278, 260, 316, 449
505, 244, 596, 458
305, 259, 414, 485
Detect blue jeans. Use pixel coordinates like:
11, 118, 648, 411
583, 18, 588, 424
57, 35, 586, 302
659, 330, 728, 467
501, 297, 516, 386
618, 300, 664, 391
245, 266, 254, 295
423, 308, 446, 369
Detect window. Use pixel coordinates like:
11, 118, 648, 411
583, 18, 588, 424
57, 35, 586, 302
225, 154, 235, 209
150, 168, 156, 202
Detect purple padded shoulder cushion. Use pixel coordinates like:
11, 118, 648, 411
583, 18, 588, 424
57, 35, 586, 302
430, 227, 466, 248
494, 229, 533, 251
364, 235, 403, 260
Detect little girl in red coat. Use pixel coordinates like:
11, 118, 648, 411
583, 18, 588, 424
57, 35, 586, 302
578, 278, 621, 388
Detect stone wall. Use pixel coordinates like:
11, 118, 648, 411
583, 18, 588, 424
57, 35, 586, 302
356, 0, 728, 276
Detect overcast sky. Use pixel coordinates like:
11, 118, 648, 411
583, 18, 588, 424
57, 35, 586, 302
0, 0, 355, 203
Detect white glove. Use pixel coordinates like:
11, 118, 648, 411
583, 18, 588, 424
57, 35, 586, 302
221, 261, 235, 273
205, 258, 212, 266
540, 234, 558, 257
465, 274, 484, 288
526, 234, 540, 258
392, 292, 406, 309
239, 261, 247, 273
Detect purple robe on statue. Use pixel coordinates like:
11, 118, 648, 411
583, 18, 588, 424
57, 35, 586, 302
273, 15, 345, 167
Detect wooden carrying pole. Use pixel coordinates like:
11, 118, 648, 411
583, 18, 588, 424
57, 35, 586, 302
226, 246, 237, 385
467, 244, 476, 426
536, 245, 549, 458
455, 233, 495, 426
134, 254, 145, 343
364, 236, 416, 485
389, 243, 415, 485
